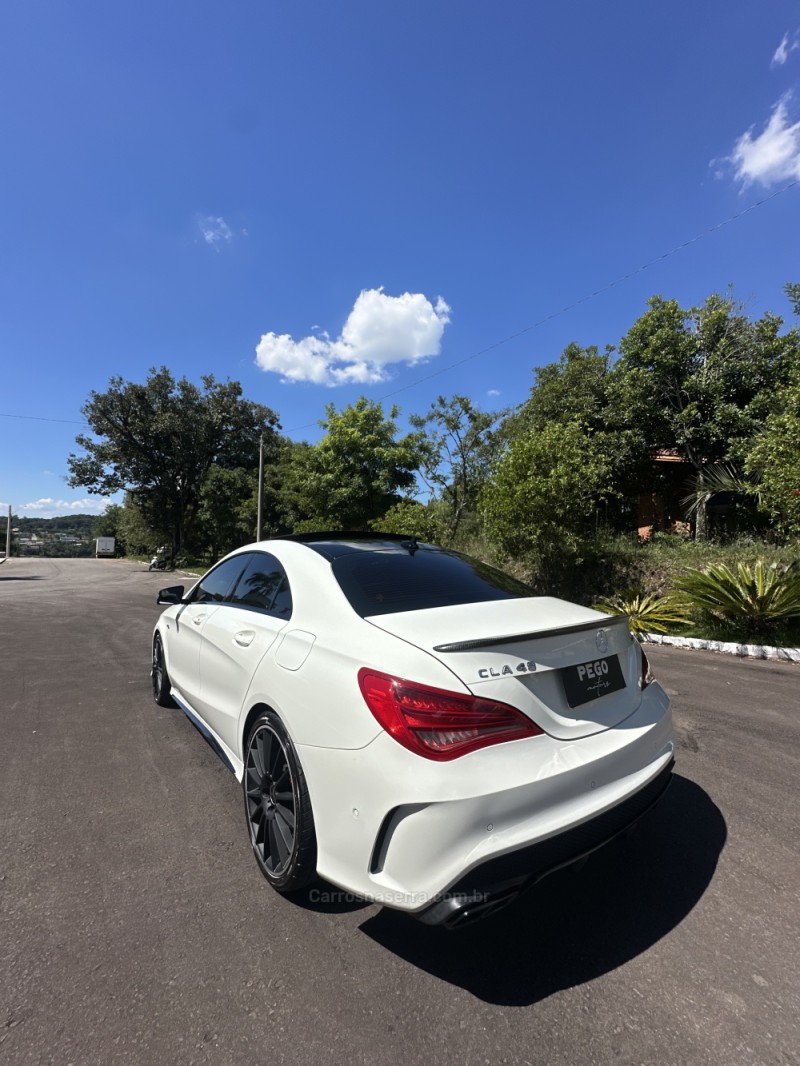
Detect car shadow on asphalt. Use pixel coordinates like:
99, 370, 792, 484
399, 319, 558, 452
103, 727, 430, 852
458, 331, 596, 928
357, 774, 726, 1005
291, 886, 373, 915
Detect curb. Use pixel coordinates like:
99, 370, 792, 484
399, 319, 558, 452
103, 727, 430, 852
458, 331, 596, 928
642, 632, 800, 662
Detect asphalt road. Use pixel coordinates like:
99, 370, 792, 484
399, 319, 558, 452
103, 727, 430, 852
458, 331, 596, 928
1, 558, 798, 1066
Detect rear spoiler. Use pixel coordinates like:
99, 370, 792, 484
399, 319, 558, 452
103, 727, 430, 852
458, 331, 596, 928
432, 613, 630, 653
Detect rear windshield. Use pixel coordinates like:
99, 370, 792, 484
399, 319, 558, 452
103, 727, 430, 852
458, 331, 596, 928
331, 548, 533, 617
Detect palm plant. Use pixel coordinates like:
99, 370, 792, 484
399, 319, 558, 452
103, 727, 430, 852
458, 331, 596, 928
593, 591, 690, 641
675, 560, 800, 632
681, 465, 760, 521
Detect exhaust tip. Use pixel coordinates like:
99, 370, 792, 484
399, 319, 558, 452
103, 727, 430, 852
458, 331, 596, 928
416, 883, 524, 929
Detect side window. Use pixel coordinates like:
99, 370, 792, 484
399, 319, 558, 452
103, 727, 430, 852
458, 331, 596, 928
193, 556, 249, 604
230, 552, 293, 619
270, 576, 292, 619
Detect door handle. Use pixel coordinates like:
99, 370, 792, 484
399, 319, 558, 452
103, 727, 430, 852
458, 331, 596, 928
234, 631, 256, 647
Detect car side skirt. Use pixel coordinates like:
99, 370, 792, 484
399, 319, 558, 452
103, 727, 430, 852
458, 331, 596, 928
170, 688, 243, 778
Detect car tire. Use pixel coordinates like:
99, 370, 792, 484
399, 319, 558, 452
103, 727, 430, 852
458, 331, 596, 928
151, 633, 176, 708
243, 711, 317, 893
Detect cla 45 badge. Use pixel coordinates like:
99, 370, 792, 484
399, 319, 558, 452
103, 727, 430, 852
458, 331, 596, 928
478, 660, 537, 679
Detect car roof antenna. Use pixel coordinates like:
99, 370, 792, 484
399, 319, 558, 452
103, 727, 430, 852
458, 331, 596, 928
401, 534, 419, 555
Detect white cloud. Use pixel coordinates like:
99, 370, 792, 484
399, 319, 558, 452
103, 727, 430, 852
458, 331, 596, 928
729, 95, 800, 186
487, 389, 501, 397
198, 215, 233, 249
771, 30, 799, 67
255, 288, 452, 386
18, 497, 110, 518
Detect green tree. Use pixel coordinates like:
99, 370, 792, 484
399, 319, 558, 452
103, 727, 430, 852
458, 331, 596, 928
196, 465, 258, 558
287, 398, 424, 530
610, 293, 799, 538
507, 341, 644, 502
266, 439, 319, 533
746, 374, 800, 537
116, 496, 160, 556
785, 281, 800, 318
370, 499, 448, 542
67, 367, 280, 554
410, 394, 502, 540
92, 504, 123, 542
503, 342, 613, 438
481, 421, 614, 583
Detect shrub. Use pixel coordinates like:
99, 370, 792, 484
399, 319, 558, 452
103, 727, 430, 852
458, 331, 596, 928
593, 591, 691, 640
481, 421, 614, 587
675, 559, 800, 635
370, 500, 448, 543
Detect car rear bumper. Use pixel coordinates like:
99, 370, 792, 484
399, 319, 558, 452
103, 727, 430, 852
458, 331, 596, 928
299, 681, 674, 913
415, 756, 675, 928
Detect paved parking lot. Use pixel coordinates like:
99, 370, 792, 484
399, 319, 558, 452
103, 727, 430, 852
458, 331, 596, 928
1, 558, 798, 1065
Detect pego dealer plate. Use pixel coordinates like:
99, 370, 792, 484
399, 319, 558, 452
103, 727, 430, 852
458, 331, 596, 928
562, 654, 626, 708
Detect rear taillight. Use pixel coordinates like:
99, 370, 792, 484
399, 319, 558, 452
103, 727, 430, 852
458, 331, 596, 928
358, 668, 543, 761
640, 646, 655, 689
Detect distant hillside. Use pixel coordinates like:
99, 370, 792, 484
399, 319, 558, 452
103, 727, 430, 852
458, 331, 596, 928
13, 514, 97, 536
9, 514, 98, 557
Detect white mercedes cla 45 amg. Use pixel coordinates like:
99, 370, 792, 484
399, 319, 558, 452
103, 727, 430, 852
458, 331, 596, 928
152, 533, 674, 928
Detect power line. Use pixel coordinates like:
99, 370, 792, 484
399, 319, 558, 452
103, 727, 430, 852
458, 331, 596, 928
2, 180, 796, 435
284, 178, 799, 430
0, 412, 89, 426
378, 180, 799, 400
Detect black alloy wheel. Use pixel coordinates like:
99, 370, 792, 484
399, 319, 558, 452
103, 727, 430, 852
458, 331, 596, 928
243, 711, 317, 892
151, 634, 176, 707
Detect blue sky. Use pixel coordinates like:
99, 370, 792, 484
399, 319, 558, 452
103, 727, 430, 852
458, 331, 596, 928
2, 0, 799, 518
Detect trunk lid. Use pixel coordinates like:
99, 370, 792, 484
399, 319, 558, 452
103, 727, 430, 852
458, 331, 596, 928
366, 597, 640, 740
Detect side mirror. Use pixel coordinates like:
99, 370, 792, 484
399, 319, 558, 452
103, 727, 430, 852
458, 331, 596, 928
157, 585, 186, 605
